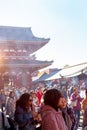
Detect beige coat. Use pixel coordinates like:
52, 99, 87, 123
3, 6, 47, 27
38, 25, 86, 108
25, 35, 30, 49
41, 105, 68, 130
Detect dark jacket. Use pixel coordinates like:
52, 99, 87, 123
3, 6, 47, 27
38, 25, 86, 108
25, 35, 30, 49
62, 105, 77, 130
15, 106, 35, 130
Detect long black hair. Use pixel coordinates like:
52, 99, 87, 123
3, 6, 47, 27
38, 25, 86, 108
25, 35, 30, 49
16, 93, 30, 110
44, 89, 62, 111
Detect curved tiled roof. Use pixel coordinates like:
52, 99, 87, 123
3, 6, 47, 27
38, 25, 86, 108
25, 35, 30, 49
0, 26, 49, 42
0, 26, 53, 72
0, 58, 53, 65
0, 59, 53, 72
0, 26, 50, 54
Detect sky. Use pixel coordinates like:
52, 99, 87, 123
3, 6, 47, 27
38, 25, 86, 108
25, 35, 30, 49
0, 0, 87, 69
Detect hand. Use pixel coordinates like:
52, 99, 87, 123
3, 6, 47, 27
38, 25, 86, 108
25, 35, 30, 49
34, 114, 42, 122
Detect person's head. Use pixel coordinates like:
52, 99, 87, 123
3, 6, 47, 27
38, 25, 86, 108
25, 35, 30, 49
58, 97, 67, 109
62, 85, 66, 90
30, 90, 35, 97
73, 87, 78, 94
16, 93, 33, 110
44, 89, 62, 111
9, 91, 15, 98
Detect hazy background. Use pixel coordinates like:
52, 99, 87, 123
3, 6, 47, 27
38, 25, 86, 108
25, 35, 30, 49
0, 0, 87, 68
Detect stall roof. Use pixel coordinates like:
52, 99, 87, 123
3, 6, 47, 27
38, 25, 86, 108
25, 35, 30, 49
33, 69, 61, 82
46, 62, 87, 80
59, 62, 87, 77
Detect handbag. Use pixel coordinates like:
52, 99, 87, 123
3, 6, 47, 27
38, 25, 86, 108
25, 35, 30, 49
21, 120, 42, 130
70, 100, 77, 107
7, 117, 18, 130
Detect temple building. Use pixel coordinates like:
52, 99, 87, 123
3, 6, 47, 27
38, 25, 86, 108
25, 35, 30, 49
0, 26, 53, 89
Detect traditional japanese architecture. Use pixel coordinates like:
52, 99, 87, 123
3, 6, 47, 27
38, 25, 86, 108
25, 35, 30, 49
0, 26, 53, 89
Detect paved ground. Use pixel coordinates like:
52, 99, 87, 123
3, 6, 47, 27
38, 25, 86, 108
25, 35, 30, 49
78, 113, 83, 130
78, 125, 82, 130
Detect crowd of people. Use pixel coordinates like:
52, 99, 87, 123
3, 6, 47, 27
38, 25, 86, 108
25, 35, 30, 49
0, 80, 87, 130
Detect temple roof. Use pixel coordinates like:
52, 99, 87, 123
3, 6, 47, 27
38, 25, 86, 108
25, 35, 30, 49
0, 59, 53, 72
0, 26, 53, 72
0, 26, 50, 53
0, 26, 49, 41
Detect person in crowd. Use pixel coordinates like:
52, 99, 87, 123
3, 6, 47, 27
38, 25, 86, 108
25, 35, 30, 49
36, 87, 43, 105
81, 89, 87, 111
14, 88, 20, 100
0, 90, 6, 110
81, 89, 87, 130
58, 97, 77, 130
61, 85, 68, 100
30, 90, 41, 124
0, 100, 10, 130
40, 89, 68, 130
30, 90, 40, 113
14, 93, 36, 130
82, 106, 87, 130
67, 84, 74, 98
70, 87, 83, 128
6, 91, 16, 118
